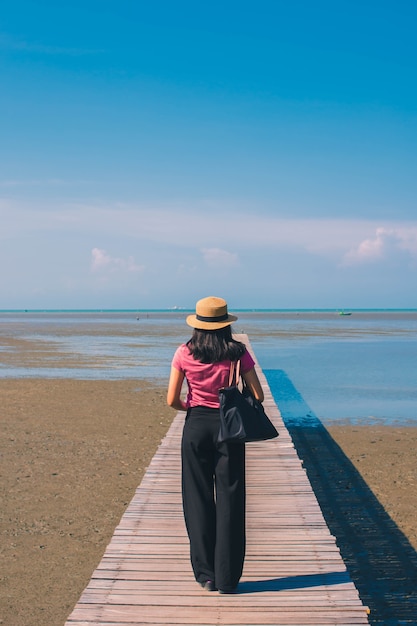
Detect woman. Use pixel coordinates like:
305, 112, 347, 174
167, 296, 264, 594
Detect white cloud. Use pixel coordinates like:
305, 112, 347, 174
343, 227, 417, 265
91, 248, 144, 274
201, 248, 239, 268
3, 198, 417, 267
91, 248, 111, 271
2, 202, 416, 308
0, 178, 89, 188
0, 32, 102, 56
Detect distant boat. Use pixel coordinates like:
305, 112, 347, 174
338, 311, 352, 316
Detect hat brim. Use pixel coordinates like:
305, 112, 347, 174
186, 314, 238, 330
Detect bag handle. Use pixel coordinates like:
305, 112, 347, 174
228, 360, 241, 387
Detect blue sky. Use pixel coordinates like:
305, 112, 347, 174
1, 0, 416, 309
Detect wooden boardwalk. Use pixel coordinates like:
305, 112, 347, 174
66, 337, 370, 625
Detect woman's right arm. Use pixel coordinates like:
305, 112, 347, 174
167, 366, 187, 411
242, 367, 264, 403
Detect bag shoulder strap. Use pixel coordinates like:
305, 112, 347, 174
228, 359, 241, 386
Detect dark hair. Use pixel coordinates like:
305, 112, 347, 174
186, 326, 246, 363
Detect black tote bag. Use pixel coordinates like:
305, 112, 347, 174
218, 361, 279, 444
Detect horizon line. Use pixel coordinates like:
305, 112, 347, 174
1, 308, 417, 313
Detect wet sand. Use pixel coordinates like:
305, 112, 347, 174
0, 379, 174, 626
327, 423, 417, 550
1, 379, 416, 626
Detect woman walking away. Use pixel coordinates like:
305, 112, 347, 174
167, 296, 264, 594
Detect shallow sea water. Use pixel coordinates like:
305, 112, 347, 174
1, 310, 416, 426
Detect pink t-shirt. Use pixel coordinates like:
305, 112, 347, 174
171, 344, 255, 408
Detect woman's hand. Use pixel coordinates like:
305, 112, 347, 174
167, 367, 187, 411
242, 367, 264, 403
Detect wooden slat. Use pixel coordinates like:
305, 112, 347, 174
65, 336, 370, 625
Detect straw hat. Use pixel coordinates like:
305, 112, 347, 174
186, 296, 238, 330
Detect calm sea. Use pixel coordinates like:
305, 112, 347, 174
1, 310, 416, 426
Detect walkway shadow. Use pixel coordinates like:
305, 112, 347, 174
264, 369, 417, 626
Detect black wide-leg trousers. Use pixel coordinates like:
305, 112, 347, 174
181, 406, 246, 591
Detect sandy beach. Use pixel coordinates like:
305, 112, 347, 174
0, 379, 174, 626
1, 379, 416, 626
327, 423, 417, 551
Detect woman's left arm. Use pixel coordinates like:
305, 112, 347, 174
167, 366, 187, 411
242, 367, 264, 403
